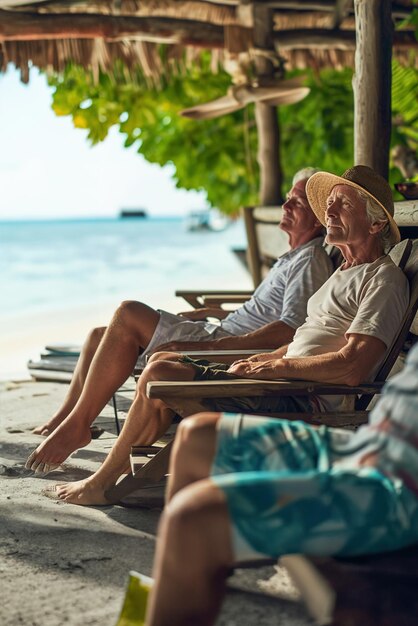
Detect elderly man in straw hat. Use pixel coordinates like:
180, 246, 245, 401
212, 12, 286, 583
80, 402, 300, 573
42, 165, 409, 508
115, 165, 416, 626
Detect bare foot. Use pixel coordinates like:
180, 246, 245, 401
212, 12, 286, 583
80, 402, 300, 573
32, 412, 69, 436
32, 424, 51, 436
26, 418, 92, 473
43, 478, 113, 506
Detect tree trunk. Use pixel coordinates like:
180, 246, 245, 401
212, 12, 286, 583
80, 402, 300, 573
255, 103, 282, 204
253, 5, 282, 205
353, 0, 393, 178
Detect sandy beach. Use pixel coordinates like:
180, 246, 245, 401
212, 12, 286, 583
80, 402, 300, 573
0, 376, 313, 626
0, 292, 182, 381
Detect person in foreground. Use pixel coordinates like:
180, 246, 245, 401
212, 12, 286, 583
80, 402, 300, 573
26, 168, 332, 473
40, 165, 408, 505
134, 341, 418, 626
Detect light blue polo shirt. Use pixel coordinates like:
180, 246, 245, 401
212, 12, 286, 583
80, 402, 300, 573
220, 237, 333, 335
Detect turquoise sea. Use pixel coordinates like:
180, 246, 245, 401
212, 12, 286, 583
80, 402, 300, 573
0, 217, 251, 321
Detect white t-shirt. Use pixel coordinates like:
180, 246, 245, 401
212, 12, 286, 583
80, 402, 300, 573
285, 255, 410, 411
220, 237, 333, 335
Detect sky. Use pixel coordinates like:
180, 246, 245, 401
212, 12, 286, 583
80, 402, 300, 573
0, 66, 207, 220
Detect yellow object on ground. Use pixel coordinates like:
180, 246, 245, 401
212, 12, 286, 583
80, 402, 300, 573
115, 571, 153, 626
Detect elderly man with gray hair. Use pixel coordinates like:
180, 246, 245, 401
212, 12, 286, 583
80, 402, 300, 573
27, 167, 332, 474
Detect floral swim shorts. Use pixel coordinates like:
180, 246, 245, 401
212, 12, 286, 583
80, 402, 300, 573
210, 414, 418, 562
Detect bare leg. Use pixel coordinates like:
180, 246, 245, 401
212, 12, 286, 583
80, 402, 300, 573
26, 300, 161, 472
33, 327, 106, 435
48, 358, 198, 505
166, 412, 221, 501
147, 481, 234, 626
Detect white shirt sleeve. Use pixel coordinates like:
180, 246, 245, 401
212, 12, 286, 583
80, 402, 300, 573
346, 277, 409, 348
280, 248, 333, 330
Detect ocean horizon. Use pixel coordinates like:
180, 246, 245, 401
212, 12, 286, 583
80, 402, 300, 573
1, 215, 251, 321
0, 215, 252, 378
0, 215, 184, 223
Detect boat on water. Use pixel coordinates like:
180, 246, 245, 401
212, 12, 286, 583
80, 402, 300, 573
185, 209, 230, 232
119, 208, 148, 218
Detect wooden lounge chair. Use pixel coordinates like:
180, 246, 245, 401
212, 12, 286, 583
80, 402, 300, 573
105, 239, 418, 504
147, 239, 418, 421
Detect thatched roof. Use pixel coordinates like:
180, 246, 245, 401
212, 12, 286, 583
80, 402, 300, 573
0, 1, 416, 83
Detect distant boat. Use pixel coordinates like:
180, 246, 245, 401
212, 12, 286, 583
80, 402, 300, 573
120, 208, 148, 218
185, 209, 230, 232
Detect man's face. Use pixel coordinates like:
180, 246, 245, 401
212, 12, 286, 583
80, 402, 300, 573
280, 179, 318, 236
325, 184, 370, 245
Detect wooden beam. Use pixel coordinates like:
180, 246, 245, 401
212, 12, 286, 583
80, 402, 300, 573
353, 0, 393, 177
1, 10, 414, 53
207, 0, 411, 17
273, 28, 417, 51
0, 10, 225, 48
208, 0, 340, 9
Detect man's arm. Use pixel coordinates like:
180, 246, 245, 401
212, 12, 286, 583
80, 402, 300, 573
152, 320, 296, 354
228, 334, 386, 387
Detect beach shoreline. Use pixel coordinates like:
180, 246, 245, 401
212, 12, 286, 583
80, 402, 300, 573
0, 293, 181, 381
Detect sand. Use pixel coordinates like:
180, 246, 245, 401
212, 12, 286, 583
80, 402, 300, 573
0, 378, 312, 626
0, 293, 181, 381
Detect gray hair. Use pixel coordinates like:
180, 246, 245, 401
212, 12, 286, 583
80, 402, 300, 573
292, 167, 325, 235
292, 167, 321, 185
356, 189, 392, 253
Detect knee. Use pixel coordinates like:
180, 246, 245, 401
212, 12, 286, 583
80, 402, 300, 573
172, 413, 220, 469
177, 412, 220, 445
147, 351, 180, 364
161, 483, 231, 568
142, 359, 170, 382
163, 484, 213, 537
86, 326, 106, 350
115, 300, 143, 327
143, 359, 184, 383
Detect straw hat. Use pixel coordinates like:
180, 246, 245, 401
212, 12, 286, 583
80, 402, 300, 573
306, 165, 400, 244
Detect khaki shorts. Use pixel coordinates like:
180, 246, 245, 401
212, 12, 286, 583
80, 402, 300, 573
137, 310, 233, 368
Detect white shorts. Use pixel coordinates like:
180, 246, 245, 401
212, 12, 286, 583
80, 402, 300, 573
136, 309, 233, 368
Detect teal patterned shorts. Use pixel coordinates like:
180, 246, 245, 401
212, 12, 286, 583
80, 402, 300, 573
211, 414, 418, 562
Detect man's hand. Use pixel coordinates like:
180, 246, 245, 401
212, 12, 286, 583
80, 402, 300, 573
228, 358, 282, 379
231, 351, 280, 367
178, 307, 227, 321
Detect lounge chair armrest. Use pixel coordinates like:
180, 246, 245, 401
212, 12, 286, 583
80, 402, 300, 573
177, 349, 268, 360
202, 295, 252, 306
147, 379, 385, 400
175, 289, 253, 308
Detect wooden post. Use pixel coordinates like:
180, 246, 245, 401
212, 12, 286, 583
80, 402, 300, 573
253, 5, 282, 205
353, 0, 393, 178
